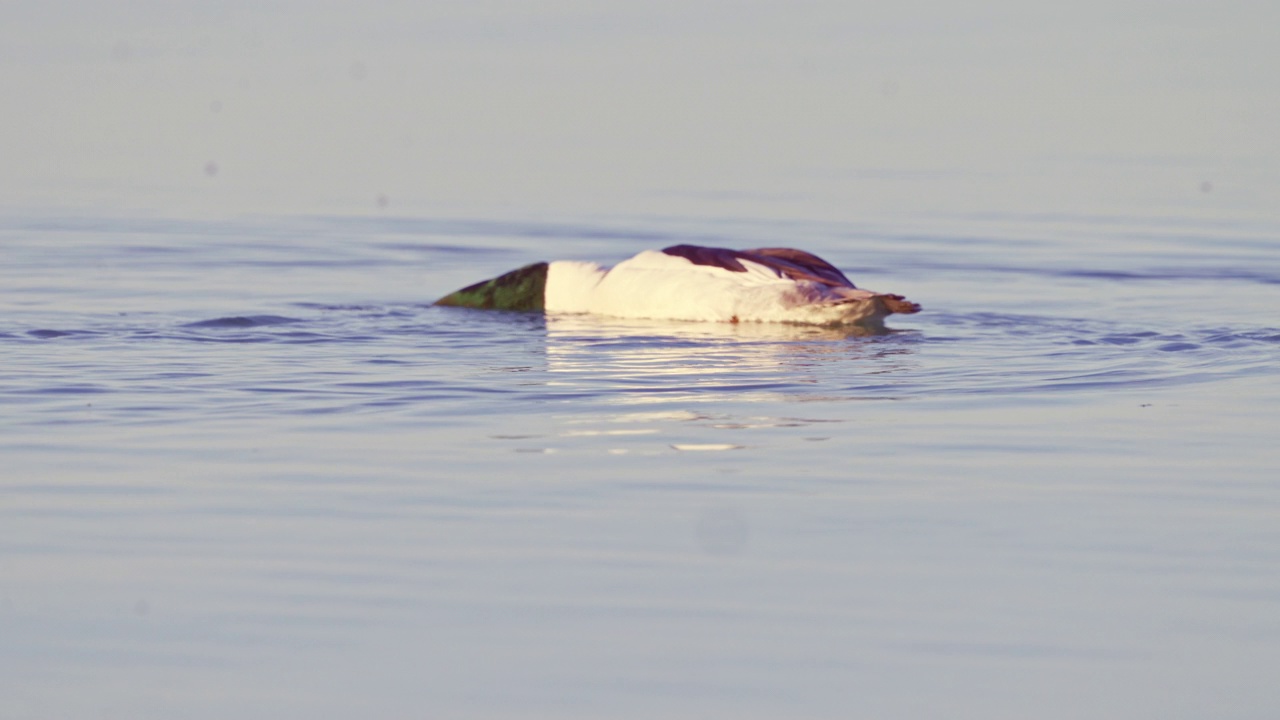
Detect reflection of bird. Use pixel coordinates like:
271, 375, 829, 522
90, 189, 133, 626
436, 244, 920, 327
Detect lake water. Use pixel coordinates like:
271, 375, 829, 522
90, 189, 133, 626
4, 203, 1279, 719
4, 2, 1280, 718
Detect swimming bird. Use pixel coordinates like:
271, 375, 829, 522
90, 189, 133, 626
435, 244, 920, 327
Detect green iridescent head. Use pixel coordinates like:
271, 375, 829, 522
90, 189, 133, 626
434, 262, 548, 312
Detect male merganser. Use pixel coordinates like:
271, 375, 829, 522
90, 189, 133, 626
435, 244, 920, 327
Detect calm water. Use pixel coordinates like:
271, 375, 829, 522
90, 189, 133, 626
3, 207, 1280, 718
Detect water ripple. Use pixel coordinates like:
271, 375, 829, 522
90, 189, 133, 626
183, 315, 302, 329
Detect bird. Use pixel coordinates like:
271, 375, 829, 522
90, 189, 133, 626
434, 244, 920, 327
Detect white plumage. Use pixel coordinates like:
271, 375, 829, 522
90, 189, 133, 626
436, 244, 919, 328
545, 248, 913, 326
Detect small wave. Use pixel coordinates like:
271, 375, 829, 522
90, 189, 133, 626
372, 242, 500, 255
184, 315, 301, 329
908, 261, 1280, 286
292, 303, 382, 312
23, 329, 102, 340
1053, 267, 1280, 285
29, 383, 112, 395
27, 329, 75, 339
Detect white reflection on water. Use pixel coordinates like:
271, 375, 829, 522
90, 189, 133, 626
543, 314, 917, 403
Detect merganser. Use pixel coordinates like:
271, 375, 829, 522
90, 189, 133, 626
435, 244, 920, 327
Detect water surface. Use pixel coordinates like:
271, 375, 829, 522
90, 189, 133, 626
3, 210, 1279, 718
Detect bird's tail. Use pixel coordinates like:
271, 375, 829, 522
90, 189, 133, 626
879, 294, 921, 315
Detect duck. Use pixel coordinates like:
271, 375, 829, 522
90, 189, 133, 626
435, 244, 920, 327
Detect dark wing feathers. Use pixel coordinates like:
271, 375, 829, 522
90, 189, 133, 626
661, 244, 750, 273
662, 244, 856, 288
742, 247, 855, 288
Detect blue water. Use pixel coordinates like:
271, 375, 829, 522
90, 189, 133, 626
5, 0, 1280, 713
4, 208, 1280, 718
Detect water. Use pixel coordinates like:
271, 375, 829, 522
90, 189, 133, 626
5, 0, 1280, 716
4, 207, 1280, 719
